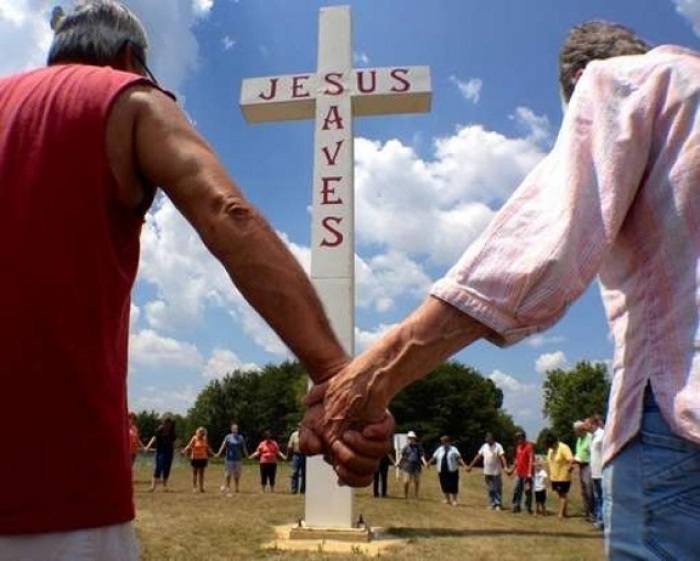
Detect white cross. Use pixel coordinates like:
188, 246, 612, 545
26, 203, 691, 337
240, 5, 431, 529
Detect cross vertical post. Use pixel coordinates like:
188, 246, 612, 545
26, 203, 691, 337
240, 4, 431, 530
305, 6, 355, 529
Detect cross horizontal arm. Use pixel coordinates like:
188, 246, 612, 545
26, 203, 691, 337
240, 66, 431, 124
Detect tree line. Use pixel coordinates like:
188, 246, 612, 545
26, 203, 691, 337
134, 359, 610, 460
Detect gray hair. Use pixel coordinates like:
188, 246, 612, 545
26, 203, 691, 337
48, 1, 149, 67
559, 21, 651, 102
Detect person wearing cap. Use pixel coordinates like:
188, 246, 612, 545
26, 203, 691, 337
398, 431, 427, 499
572, 420, 595, 521
506, 430, 535, 514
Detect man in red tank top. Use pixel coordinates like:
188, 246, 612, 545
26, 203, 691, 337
0, 2, 393, 559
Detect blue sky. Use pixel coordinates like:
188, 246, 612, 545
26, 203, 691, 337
3, 0, 699, 438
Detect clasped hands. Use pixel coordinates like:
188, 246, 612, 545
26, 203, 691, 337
299, 361, 395, 487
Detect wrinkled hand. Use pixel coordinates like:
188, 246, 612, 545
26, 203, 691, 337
300, 378, 394, 487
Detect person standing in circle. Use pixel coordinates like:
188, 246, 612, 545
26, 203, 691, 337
428, 435, 466, 506
545, 432, 574, 519
286, 425, 306, 495
466, 432, 507, 510
533, 455, 549, 516
183, 427, 214, 493
215, 422, 248, 496
128, 412, 145, 466
507, 430, 535, 514
144, 416, 177, 492
398, 431, 427, 499
249, 430, 286, 493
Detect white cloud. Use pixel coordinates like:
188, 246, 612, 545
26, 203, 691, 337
222, 35, 236, 51
202, 349, 260, 379
131, 384, 200, 414
355, 251, 432, 312
355, 124, 546, 267
526, 334, 566, 348
510, 107, 552, 145
488, 369, 541, 432
138, 196, 304, 358
191, 0, 214, 16
355, 323, 397, 353
672, 0, 700, 36
0, 1, 215, 92
535, 351, 568, 374
353, 51, 370, 66
449, 75, 483, 104
489, 369, 534, 393
129, 329, 203, 369
0, 1, 54, 77
130, 303, 141, 330
133, 117, 547, 363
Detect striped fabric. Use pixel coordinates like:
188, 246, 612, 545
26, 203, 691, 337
431, 45, 700, 465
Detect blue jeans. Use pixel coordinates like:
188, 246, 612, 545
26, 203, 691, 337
512, 476, 533, 512
592, 477, 603, 528
290, 453, 306, 494
484, 474, 502, 507
603, 389, 700, 560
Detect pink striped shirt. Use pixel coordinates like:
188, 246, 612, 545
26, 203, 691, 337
431, 45, 700, 465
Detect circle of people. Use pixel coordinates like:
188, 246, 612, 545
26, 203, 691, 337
383, 416, 604, 532
128, 416, 307, 496
130, 412, 604, 528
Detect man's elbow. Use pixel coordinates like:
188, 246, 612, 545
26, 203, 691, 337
201, 193, 266, 257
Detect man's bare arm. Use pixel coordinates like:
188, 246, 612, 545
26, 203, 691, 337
127, 86, 347, 382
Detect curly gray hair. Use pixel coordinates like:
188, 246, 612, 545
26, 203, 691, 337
559, 21, 651, 102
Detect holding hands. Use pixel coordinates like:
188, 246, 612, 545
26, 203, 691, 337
300, 359, 395, 487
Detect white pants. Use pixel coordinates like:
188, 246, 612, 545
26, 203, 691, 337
0, 523, 139, 561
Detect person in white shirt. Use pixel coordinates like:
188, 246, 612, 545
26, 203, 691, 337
533, 455, 549, 516
467, 432, 507, 510
588, 414, 605, 530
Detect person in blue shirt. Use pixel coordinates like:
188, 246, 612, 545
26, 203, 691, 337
428, 435, 466, 505
215, 422, 249, 496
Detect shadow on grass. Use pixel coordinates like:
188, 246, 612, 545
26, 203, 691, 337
389, 527, 602, 540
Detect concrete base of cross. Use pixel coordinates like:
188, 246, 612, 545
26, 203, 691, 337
262, 524, 405, 556
289, 525, 372, 542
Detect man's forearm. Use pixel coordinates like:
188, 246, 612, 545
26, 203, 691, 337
205, 199, 348, 383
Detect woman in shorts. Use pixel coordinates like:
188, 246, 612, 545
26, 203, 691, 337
183, 427, 214, 493
545, 433, 573, 519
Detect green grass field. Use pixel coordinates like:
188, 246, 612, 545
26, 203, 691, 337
133, 457, 604, 560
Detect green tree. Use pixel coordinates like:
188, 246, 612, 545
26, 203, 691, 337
391, 361, 518, 459
542, 361, 610, 446
186, 361, 306, 450
135, 410, 161, 443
